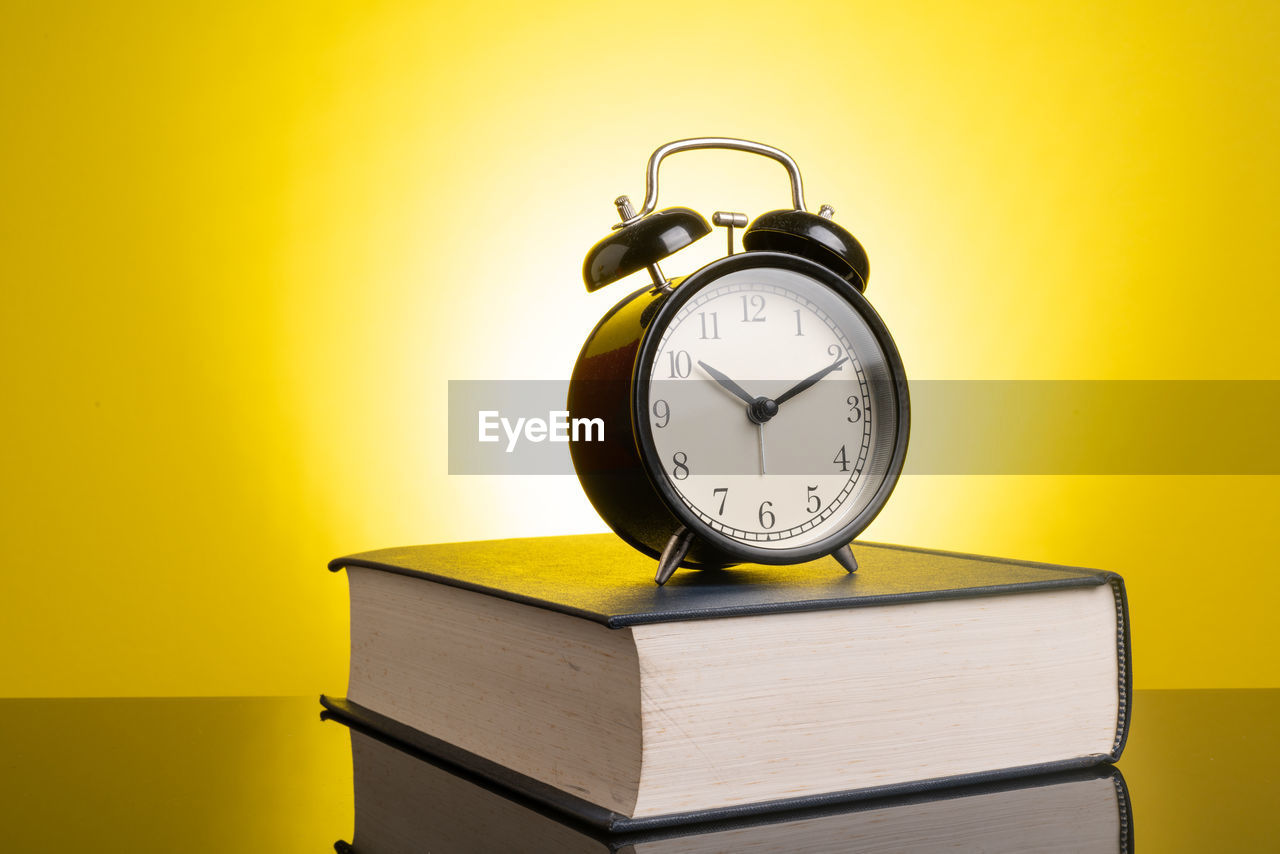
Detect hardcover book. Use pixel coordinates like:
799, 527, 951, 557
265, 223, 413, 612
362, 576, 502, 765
330, 722, 1133, 853
323, 534, 1130, 831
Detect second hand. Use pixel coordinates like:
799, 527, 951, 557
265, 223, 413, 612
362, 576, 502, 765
757, 422, 766, 475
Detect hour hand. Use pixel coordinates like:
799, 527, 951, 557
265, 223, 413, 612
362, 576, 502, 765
697, 360, 756, 406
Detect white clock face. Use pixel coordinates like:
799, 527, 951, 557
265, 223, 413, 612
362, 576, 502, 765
644, 266, 900, 552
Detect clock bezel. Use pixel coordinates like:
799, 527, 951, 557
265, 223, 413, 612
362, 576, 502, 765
631, 251, 910, 565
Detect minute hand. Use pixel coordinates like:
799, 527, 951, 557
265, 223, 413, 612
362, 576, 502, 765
774, 356, 848, 407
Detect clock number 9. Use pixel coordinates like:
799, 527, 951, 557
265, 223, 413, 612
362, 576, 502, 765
653, 399, 670, 428
758, 500, 775, 529
672, 451, 690, 480
846, 394, 861, 423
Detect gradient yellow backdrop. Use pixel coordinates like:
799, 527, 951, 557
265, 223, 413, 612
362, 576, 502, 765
3, 0, 1276, 697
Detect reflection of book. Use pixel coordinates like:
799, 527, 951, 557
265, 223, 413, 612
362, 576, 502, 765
331, 723, 1133, 854
324, 534, 1130, 829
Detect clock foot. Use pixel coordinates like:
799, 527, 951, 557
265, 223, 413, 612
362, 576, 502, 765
655, 527, 695, 586
832, 544, 858, 574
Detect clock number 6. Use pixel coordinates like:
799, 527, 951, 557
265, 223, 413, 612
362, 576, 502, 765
758, 500, 775, 529
672, 451, 690, 480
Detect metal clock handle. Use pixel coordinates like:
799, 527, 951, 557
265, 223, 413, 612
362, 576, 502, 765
614, 137, 808, 229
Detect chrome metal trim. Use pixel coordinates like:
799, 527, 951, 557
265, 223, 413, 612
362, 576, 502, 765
614, 137, 807, 229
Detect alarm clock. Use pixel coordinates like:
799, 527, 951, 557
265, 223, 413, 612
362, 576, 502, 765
568, 138, 909, 585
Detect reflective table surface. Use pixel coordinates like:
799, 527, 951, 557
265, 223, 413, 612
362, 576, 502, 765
2, 690, 1275, 851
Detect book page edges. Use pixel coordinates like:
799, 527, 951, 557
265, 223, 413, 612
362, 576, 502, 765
344, 568, 644, 815
629, 583, 1124, 817
321, 700, 1126, 836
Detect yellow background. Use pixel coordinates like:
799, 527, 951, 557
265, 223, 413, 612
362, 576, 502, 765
2, 0, 1276, 697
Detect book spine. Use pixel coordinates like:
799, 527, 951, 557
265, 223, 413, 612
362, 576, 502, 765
1112, 765, 1134, 853
1108, 576, 1133, 761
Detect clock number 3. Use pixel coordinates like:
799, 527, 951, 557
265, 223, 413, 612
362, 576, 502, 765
846, 394, 862, 423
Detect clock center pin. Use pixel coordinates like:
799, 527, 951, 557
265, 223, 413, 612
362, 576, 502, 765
747, 396, 779, 424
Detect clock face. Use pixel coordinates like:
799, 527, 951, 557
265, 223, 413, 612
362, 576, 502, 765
640, 263, 904, 556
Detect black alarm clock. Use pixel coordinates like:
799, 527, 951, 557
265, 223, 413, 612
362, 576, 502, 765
568, 138, 909, 585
